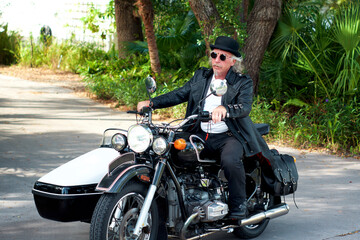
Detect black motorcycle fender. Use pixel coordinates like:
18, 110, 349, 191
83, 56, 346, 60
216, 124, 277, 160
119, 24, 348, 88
96, 163, 153, 193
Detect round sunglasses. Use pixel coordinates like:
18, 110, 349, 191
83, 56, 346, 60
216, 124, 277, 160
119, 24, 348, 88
210, 51, 231, 61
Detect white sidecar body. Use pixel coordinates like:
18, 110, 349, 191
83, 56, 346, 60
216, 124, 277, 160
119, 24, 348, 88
32, 147, 119, 222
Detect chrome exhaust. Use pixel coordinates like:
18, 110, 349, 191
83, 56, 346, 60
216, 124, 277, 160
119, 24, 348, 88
180, 212, 200, 240
180, 204, 289, 239
239, 203, 289, 226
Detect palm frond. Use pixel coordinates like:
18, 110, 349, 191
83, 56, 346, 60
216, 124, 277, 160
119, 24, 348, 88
332, 3, 360, 53
270, 7, 306, 59
156, 10, 198, 52
331, 2, 360, 96
125, 41, 149, 54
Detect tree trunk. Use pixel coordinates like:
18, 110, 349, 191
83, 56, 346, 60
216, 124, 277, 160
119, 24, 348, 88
114, 0, 143, 58
240, 0, 249, 23
136, 0, 161, 74
243, 0, 282, 94
188, 0, 221, 52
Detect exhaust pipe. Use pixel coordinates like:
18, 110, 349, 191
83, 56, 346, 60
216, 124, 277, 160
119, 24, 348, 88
180, 212, 200, 240
239, 203, 289, 226
180, 204, 289, 240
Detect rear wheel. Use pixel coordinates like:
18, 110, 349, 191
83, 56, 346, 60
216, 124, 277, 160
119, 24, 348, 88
90, 181, 159, 240
233, 219, 270, 239
233, 195, 280, 239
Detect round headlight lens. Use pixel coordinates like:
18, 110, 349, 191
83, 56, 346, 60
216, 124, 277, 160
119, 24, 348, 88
153, 137, 168, 155
127, 124, 153, 153
111, 133, 127, 151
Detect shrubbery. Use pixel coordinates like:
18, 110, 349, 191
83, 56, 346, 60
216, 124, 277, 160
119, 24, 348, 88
251, 98, 360, 155
0, 24, 21, 65
19, 34, 108, 72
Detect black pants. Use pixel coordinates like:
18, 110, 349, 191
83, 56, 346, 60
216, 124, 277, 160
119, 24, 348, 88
198, 131, 246, 209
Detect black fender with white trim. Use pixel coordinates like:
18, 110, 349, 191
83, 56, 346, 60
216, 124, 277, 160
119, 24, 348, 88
96, 152, 154, 193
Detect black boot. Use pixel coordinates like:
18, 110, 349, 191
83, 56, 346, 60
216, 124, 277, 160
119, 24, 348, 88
228, 201, 248, 220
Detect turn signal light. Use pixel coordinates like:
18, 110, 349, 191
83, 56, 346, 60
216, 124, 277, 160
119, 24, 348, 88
174, 138, 186, 150
293, 156, 297, 163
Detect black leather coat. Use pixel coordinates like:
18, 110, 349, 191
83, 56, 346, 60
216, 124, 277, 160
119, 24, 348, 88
152, 67, 271, 158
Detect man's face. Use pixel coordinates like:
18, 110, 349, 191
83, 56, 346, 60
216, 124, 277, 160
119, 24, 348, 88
211, 49, 236, 78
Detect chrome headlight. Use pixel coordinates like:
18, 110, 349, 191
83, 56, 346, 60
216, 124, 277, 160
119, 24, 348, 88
127, 124, 153, 153
111, 133, 127, 151
153, 137, 169, 155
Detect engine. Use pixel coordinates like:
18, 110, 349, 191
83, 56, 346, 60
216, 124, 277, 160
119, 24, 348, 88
167, 168, 228, 230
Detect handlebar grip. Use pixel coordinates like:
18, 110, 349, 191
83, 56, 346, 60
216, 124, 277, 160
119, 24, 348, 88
199, 111, 211, 122
199, 111, 228, 121
127, 110, 138, 114
127, 106, 152, 116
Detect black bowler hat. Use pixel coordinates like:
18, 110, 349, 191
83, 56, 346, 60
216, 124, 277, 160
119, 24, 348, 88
210, 36, 241, 57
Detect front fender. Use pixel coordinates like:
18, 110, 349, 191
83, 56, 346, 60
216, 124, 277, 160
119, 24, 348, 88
96, 154, 153, 193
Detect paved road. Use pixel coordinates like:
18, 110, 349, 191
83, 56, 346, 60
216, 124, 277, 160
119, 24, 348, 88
0, 74, 359, 240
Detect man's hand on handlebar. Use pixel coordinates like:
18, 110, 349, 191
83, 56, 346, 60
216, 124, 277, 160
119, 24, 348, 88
212, 105, 227, 123
137, 100, 151, 113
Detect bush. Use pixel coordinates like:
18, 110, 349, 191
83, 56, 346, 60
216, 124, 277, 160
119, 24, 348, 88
79, 53, 192, 118
19, 35, 110, 72
250, 97, 360, 155
0, 24, 21, 65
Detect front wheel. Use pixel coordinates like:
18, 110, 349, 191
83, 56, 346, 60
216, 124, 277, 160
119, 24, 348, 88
90, 181, 159, 240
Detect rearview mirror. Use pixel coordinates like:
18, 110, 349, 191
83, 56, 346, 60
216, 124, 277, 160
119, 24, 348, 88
145, 76, 156, 94
210, 79, 227, 96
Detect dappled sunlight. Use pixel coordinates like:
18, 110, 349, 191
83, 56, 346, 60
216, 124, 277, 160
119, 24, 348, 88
0, 218, 89, 240
0, 166, 48, 178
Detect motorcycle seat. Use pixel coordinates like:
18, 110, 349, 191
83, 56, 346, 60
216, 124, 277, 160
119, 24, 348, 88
254, 123, 270, 136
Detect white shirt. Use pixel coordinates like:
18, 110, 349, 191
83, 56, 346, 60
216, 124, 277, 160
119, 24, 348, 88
200, 75, 229, 133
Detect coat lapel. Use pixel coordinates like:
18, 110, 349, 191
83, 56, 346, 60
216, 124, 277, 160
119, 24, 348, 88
191, 70, 211, 104
223, 70, 241, 105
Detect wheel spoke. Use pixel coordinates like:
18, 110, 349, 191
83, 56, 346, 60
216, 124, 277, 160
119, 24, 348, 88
107, 192, 153, 240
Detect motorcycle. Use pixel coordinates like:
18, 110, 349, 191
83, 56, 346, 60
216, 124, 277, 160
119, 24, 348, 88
32, 76, 298, 239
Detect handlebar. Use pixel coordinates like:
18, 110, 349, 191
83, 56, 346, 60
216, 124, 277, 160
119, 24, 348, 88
127, 108, 223, 131
127, 106, 152, 116
156, 111, 212, 130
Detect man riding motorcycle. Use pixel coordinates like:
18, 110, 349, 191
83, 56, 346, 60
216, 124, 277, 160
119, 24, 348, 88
137, 36, 273, 220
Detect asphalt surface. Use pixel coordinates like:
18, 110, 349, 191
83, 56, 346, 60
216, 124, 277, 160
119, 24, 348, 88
0, 74, 359, 240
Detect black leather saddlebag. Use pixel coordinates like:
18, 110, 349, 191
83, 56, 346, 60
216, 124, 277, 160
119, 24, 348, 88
261, 150, 299, 196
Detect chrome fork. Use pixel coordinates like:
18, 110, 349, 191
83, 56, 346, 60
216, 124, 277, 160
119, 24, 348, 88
132, 159, 166, 238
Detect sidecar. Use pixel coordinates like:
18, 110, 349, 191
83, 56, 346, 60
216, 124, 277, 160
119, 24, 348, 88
32, 129, 125, 222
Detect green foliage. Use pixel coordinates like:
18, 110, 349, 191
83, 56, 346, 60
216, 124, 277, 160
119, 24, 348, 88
262, 1, 360, 103
153, 0, 190, 35
19, 35, 109, 72
78, 53, 193, 114
250, 97, 360, 155
331, 2, 360, 97
258, 0, 360, 154
81, 1, 115, 39
0, 24, 21, 65
79, 54, 150, 103
212, 0, 247, 48
127, 10, 206, 70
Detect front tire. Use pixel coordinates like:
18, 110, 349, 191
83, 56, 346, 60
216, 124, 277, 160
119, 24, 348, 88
90, 181, 159, 240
